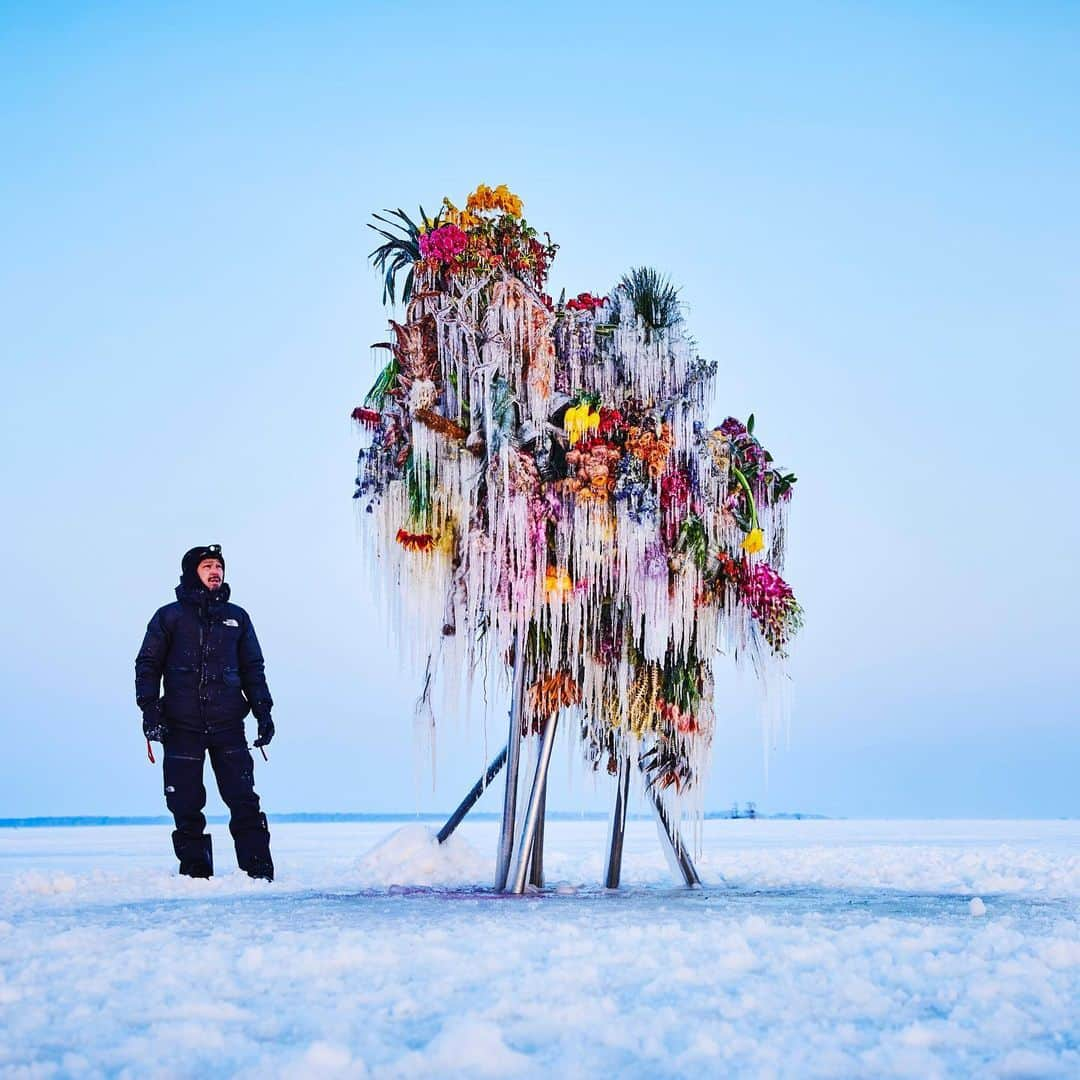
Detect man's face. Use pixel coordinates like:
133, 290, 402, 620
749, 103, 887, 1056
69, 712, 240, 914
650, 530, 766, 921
197, 558, 224, 590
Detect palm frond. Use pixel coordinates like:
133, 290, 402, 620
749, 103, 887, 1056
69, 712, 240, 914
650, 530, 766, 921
614, 266, 682, 333
367, 205, 442, 307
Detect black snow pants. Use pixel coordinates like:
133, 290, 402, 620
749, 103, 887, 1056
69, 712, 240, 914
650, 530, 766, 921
163, 725, 273, 880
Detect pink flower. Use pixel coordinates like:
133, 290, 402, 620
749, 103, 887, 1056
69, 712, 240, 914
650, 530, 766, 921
744, 562, 794, 621
419, 224, 468, 263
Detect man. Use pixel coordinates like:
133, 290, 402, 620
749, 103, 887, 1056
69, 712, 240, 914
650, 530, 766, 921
135, 544, 275, 880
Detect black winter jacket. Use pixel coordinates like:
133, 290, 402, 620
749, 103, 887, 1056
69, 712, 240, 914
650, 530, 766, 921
135, 581, 273, 733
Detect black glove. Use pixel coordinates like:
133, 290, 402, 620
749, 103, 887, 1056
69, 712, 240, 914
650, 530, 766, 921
253, 716, 275, 748
142, 707, 167, 744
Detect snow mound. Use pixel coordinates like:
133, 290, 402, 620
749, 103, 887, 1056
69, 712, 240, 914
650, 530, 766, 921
14, 870, 77, 896
355, 824, 489, 888
969, 896, 987, 916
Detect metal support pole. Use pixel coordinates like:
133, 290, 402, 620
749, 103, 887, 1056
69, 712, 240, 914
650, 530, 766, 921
528, 783, 547, 888
494, 631, 526, 892
436, 746, 508, 845
604, 754, 632, 889
510, 712, 559, 894
648, 785, 702, 888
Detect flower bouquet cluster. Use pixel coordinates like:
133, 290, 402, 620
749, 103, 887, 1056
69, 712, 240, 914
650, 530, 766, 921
355, 185, 801, 816
409, 184, 558, 295
564, 438, 620, 500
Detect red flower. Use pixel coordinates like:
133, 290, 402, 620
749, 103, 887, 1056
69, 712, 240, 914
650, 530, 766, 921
566, 291, 607, 312
352, 407, 382, 428
597, 407, 625, 437
395, 529, 435, 553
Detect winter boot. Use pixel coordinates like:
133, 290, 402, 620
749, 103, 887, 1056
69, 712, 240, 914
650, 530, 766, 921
174, 831, 213, 878
234, 812, 274, 881
245, 856, 274, 883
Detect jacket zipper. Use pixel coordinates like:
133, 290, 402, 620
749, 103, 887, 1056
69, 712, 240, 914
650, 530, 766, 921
199, 615, 209, 732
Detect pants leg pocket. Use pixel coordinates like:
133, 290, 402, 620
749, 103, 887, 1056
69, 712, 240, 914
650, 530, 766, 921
163, 753, 206, 820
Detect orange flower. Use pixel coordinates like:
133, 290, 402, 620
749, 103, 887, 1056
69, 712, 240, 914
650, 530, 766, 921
544, 567, 574, 594
414, 407, 467, 442
465, 183, 524, 218
527, 670, 582, 722
625, 423, 673, 479
395, 529, 435, 553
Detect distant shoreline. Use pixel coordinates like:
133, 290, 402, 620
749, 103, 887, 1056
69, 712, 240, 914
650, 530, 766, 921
0, 811, 830, 828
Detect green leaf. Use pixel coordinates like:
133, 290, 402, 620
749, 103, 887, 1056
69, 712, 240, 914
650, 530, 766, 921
404, 451, 431, 526
615, 266, 681, 332
747, 413, 755, 434
365, 357, 398, 408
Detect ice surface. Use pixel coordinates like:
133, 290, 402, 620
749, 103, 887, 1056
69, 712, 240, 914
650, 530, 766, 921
1, 818, 1078, 1078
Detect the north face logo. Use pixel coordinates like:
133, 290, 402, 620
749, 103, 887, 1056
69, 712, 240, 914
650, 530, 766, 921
223, 619, 239, 627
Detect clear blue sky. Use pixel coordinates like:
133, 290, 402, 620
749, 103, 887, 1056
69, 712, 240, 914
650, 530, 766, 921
1, 1, 1077, 819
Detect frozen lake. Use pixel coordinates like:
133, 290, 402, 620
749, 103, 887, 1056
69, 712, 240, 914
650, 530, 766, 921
1, 818, 1078, 1077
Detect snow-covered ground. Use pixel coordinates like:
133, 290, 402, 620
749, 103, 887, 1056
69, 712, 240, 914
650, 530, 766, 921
1, 818, 1078, 1078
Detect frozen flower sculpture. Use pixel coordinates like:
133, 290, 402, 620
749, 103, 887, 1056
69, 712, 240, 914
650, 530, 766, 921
355, 186, 801, 890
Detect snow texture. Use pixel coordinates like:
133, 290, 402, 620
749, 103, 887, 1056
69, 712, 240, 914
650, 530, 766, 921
1, 818, 1078, 1078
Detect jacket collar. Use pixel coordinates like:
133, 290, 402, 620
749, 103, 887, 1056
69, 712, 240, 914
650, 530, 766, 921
175, 579, 231, 612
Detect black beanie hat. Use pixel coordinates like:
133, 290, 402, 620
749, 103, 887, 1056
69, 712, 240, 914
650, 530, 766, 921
181, 544, 225, 581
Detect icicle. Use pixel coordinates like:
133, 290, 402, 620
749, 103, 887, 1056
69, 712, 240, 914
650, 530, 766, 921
354, 191, 801, 834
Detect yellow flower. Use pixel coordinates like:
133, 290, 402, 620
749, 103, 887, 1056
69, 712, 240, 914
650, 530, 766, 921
741, 527, 765, 554
436, 528, 456, 555
564, 404, 599, 446
544, 567, 573, 594
564, 403, 583, 444
441, 197, 481, 230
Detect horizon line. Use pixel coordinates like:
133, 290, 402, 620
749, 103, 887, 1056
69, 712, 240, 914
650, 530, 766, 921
4, 812, 1078, 829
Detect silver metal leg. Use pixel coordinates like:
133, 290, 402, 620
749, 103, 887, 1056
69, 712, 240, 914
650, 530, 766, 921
604, 754, 631, 889
494, 632, 526, 891
528, 783, 546, 888
510, 711, 559, 894
649, 785, 702, 888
